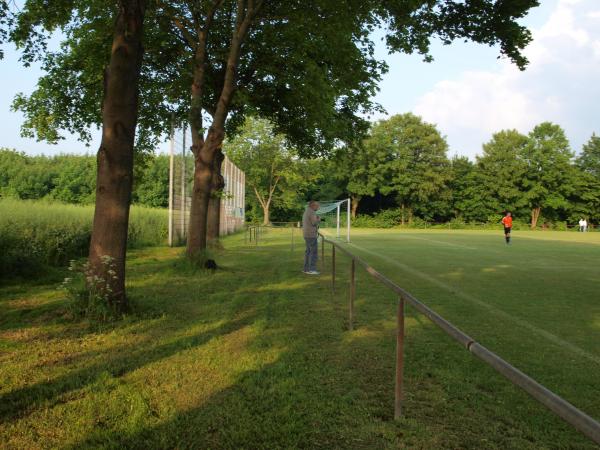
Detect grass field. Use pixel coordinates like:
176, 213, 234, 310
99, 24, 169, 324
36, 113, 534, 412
1, 228, 598, 448
0, 199, 168, 277
324, 228, 600, 438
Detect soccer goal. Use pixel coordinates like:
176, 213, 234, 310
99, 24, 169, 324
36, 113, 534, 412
315, 199, 351, 242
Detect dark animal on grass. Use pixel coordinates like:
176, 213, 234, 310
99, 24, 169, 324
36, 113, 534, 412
204, 259, 218, 271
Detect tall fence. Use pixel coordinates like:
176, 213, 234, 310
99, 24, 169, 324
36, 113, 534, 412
316, 232, 600, 445
168, 124, 245, 246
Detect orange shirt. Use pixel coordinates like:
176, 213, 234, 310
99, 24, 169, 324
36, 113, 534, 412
502, 216, 513, 227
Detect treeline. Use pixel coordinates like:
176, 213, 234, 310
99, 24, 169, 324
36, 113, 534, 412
0, 149, 169, 207
335, 114, 600, 228
5, 112, 600, 230
227, 115, 600, 228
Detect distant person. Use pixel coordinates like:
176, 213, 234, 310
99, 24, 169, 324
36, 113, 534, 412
303, 201, 321, 274
582, 218, 588, 232
579, 218, 585, 232
501, 212, 512, 245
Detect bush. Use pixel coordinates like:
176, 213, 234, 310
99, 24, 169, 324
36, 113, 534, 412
0, 199, 167, 277
351, 208, 404, 228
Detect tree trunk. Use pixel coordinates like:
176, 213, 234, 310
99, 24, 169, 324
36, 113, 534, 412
262, 201, 271, 225
186, 1, 262, 257
351, 195, 361, 219
531, 207, 541, 229
88, 0, 145, 312
207, 148, 225, 242
401, 203, 406, 226
187, 131, 223, 256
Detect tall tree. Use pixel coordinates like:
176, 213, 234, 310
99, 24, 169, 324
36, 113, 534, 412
9, 0, 540, 259
577, 133, 600, 178
573, 133, 600, 223
367, 113, 450, 224
520, 122, 575, 228
155, 0, 540, 255
447, 155, 483, 221
476, 129, 529, 218
334, 142, 385, 218
9, 0, 147, 310
226, 117, 310, 225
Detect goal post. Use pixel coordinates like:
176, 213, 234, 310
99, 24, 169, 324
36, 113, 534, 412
314, 198, 351, 242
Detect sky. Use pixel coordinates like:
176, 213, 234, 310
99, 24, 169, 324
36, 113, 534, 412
1, 0, 598, 160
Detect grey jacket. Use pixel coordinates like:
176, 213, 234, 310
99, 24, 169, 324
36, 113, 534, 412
302, 206, 320, 238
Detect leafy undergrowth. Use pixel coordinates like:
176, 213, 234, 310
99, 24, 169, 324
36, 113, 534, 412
0, 230, 595, 449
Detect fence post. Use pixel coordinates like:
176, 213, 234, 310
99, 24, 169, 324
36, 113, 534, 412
331, 244, 336, 293
321, 236, 325, 269
349, 258, 355, 330
395, 296, 405, 420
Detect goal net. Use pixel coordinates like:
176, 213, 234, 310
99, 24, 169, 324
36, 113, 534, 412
168, 124, 246, 246
315, 199, 351, 242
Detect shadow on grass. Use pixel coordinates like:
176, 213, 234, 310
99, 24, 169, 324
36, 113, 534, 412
2, 237, 597, 449
0, 310, 257, 423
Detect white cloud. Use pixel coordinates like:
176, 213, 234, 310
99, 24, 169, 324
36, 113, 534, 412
413, 0, 600, 159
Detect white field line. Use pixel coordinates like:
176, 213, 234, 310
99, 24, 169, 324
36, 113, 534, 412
393, 235, 478, 250
347, 242, 600, 366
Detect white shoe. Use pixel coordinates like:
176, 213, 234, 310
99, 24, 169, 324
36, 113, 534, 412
307, 271, 320, 275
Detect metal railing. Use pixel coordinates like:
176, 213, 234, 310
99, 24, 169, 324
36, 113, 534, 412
246, 224, 299, 251
319, 232, 600, 445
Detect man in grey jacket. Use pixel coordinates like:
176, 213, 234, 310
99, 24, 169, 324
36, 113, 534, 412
302, 201, 321, 274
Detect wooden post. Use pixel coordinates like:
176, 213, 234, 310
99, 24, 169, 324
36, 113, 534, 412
321, 236, 325, 270
331, 244, 336, 293
395, 296, 405, 420
349, 258, 355, 330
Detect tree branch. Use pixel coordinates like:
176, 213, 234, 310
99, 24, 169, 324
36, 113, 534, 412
253, 185, 267, 209
158, 1, 197, 49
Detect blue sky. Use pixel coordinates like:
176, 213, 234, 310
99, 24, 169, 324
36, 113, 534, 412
1, 0, 598, 159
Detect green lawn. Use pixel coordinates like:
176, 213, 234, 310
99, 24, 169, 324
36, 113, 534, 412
0, 228, 598, 448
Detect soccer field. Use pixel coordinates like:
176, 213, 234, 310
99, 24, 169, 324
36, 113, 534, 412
323, 228, 600, 427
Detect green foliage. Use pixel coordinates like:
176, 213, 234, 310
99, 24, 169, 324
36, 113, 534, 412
226, 117, 320, 224
475, 129, 529, 216
132, 154, 170, 208
7, 0, 539, 158
0, 148, 170, 208
351, 208, 406, 228
364, 113, 451, 222
520, 122, 575, 219
0, 199, 167, 277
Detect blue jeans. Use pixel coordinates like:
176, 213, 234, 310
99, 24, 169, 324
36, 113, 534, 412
304, 237, 318, 272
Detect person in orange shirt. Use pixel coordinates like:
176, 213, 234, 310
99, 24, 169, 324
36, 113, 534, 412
501, 211, 513, 244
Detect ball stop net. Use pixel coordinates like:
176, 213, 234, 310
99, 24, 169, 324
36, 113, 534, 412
314, 199, 351, 242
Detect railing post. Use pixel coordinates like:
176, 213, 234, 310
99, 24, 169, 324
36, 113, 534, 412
395, 296, 405, 420
321, 236, 325, 269
349, 257, 355, 330
331, 244, 336, 293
